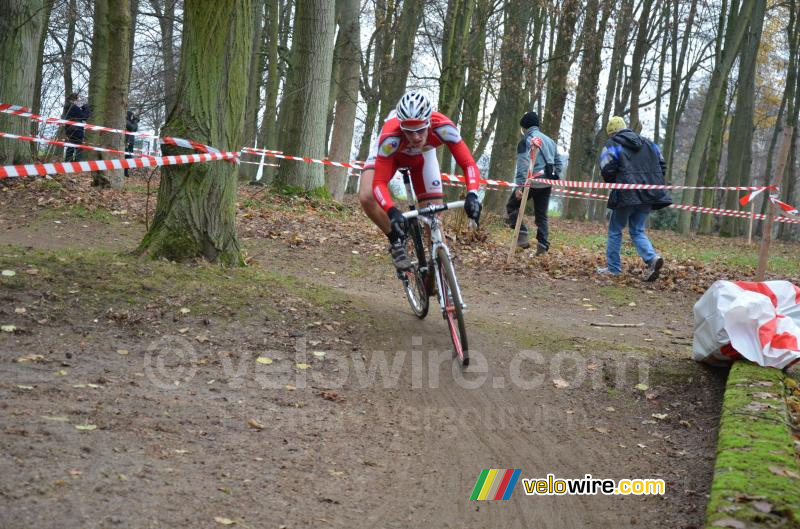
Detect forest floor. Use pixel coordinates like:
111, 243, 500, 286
1, 172, 798, 529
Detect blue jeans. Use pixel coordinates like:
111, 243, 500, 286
606, 205, 657, 274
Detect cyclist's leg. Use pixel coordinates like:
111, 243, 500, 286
358, 136, 391, 234
358, 168, 391, 234
413, 147, 444, 208
411, 150, 444, 293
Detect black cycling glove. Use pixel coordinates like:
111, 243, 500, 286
464, 192, 482, 224
387, 207, 409, 242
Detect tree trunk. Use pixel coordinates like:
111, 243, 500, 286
719, 0, 766, 236
778, 0, 800, 240
31, 0, 54, 158
460, 0, 492, 152
274, 0, 335, 193
542, 0, 579, 141
653, 0, 670, 145
484, 0, 532, 213
663, 0, 697, 180
257, 0, 280, 148
326, 0, 360, 200
149, 0, 178, 117
138, 0, 253, 265
128, 0, 139, 82
243, 0, 265, 150
627, 0, 655, 131
88, 0, 132, 189
355, 0, 392, 162
696, 84, 729, 234
438, 0, 474, 174
64, 0, 77, 99
563, 0, 606, 220
0, 0, 47, 165
677, 0, 757, 233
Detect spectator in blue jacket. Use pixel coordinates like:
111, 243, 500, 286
62, 93, 91, 162
597, 116, 673, 281
506, 111, 562, 255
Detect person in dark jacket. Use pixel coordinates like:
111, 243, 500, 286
124, 110, 139, 176
506, 111, 563, 255
62, 93, 91, 162
597, 116, 673, 281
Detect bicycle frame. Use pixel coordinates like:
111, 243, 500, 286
400, 169, 467, 315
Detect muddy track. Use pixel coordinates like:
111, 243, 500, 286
0, 210, 724, 529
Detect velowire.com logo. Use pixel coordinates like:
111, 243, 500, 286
470, 469, 522, 501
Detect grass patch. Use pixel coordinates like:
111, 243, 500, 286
705, 363, 800, 527
0, 244, 354, 322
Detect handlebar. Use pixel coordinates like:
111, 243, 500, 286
402, 200, 465, 220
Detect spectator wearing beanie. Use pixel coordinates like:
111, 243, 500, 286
506, 111, 563, 255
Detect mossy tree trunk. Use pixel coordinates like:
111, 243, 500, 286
327, 0, 361, 201
483, 0, 532, 213
562, 0, 607, 220
274, 0, 335, 193
148, 0, 179, 115
542, 0, 579, 141
30, 0, 54, 158
87, 0, 131, 189
438, 0, 474, 174
719, 0, 766, 236
460, 0, 491, 153
663, 0, 697, 181
138, 0, 253, 265
677, 0, 757, 233
355, 0, 395, 163
0, 0, 46, 165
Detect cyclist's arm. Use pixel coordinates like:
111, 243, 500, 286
447, 139, 480, 193
372, 154, 397, 212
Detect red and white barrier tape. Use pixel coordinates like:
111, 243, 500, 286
0, 103, 219, 154
242, 147, 364, 170
770, 196, 799, 217
0, 151, 237, 179
0, 131, 155, 159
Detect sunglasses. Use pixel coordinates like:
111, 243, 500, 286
399, 119, 429, 132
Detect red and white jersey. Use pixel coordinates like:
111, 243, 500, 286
371, 111, 480, 211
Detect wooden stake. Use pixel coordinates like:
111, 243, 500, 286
755, 126, 793, 281
506, 144, 540, 264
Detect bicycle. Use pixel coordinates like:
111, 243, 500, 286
396, 168, 471, 367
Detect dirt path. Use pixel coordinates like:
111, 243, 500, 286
0, 201, 725, 529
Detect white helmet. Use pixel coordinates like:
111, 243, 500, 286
396, 91, 432, 131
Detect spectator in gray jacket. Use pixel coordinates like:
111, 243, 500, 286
506, 111, 562, 255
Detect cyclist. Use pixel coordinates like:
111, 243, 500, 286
358, 91, 482, 270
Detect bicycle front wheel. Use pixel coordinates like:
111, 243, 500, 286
436, 247, 469, 366
402, 219, 429, 318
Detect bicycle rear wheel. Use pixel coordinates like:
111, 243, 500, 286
402, 219, 429, 318
436, 247, 469, 366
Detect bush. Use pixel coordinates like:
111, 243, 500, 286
650, 207, 678, 231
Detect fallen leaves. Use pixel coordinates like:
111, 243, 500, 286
74, 424, 97, 431
768, 466, 800, 479
16, 353, 43, 363
711, 519, 747, 529
247, 418, 265, 430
